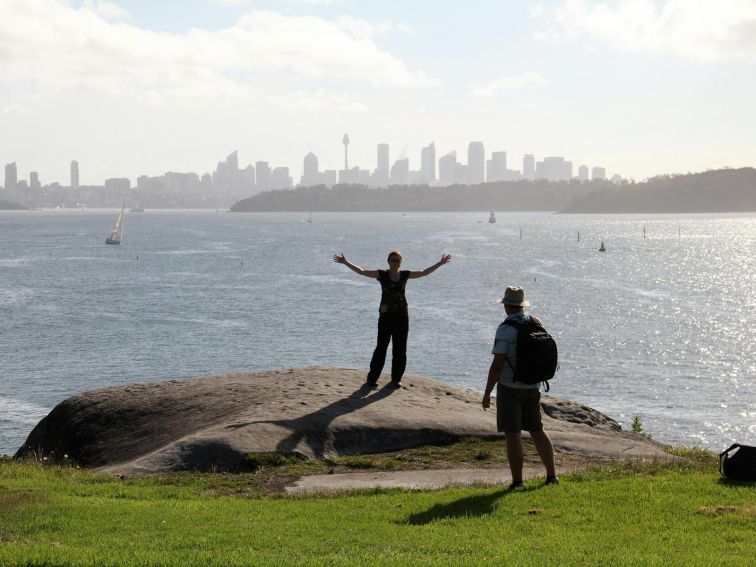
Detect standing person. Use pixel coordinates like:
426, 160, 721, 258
333, 250, 452, 387
481, 286, 558, 488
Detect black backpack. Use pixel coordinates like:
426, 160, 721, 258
719, 444, 756, 482
502, 317, 558, 391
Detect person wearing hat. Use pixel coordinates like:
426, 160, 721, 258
481, 286, 558, 488
333, 250, 452, 387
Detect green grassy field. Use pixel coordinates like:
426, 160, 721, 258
1, 448, 754, 566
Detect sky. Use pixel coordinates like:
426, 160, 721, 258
1, 0, 755, 186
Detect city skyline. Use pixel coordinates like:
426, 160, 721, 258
3, 136, 614, 194
1, 1, 755, 185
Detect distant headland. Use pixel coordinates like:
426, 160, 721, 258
230, 167, 756, 214
0, 200, 27, 210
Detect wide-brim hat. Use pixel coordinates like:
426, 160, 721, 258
496, 286, 530, 307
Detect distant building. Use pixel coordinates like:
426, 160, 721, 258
255, 161, 271, 191
105, 177, 131, 191
4, 162, 18, 190
300, 152, 326, 187
591, 166, 606, 181
438, 152, 457, 186
390, 157, 410, 185
323, 170, 337, 187
467, 142, 485, 184
523, 154, 535, 180
578, 165, 589, 181
420, 142, 436, 184
610, 174, 623, 185
226, 151, 239, 173
70, 160, 79, 188
487, 151, 507, 182
30, 171, 40, 189
271, 167, 293, 190
455, 163, 469, 185
240, 165, 255, 187
536, 156, 571, 182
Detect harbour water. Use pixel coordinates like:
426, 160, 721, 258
1, 210, 754, 455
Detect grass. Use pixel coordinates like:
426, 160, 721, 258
1, 448, 754, 566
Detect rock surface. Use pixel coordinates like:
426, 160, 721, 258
16, 368, 671, 474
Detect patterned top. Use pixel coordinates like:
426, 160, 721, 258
377, 270, 410, 314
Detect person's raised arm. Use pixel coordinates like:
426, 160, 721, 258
408, 254, 452, 279
333, 253, 379, 278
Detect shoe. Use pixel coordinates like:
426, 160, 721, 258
508, 480, 524, 490
365, 377, 378, 387
545, 476, 559, 485
390, 380, 402, 389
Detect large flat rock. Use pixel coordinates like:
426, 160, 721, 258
15, 368, 672, 474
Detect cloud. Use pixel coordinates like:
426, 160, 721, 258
533, 0, 756, 61
469, 72, 546, 98
1, 104, 31, 115
0, 0, 438, 104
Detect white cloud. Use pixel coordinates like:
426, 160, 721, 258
0, 1, 438, 104
469, 72, 546, 98
1, 104, 31, 115
534, 0, 756, 61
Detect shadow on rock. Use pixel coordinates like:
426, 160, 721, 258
237, 382, 397, 458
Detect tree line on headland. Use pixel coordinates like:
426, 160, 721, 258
230, 167, 756, 214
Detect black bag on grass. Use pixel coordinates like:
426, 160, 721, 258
719, 443, 756, 481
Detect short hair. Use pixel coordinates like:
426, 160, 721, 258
387, 250, 403, 262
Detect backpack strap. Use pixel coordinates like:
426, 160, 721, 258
719, 443, 742, 476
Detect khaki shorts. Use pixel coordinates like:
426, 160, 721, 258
496, 384, 543, 433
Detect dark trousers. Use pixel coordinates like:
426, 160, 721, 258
367, 312, 409, 383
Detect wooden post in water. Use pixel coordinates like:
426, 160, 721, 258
643, 226, 646, 239
577, 231, 580, 242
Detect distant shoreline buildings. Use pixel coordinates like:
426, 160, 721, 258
2, 137, 619, 208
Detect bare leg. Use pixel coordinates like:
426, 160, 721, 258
530, 430, 556, 478
505, 431, 524, 482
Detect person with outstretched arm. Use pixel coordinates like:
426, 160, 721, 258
333, 250, 452, 388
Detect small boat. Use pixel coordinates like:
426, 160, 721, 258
130, 207, 145, 213
306, 212, 313, 224
105, 205, 125, 245
488, 211, 496, 223
598, 241, 606, 252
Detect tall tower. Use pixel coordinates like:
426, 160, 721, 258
70, 160, 80, 188
5, 162, 18, 190
342, 134, 350, 170
467, 142, 485, 184
421, 142, 436, 183
523, 154, 535, 180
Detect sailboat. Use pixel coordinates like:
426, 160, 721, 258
105, 205, 125, 245
488, 211, 496, 223
598, 240, 606, 252
307, 212, 313, 224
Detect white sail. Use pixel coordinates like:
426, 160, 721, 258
106, 205, 125, 244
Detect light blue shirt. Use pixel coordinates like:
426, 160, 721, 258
492, 312, 541, 390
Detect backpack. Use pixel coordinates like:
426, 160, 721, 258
502, 317, 558, 392
719, 444, 756, 482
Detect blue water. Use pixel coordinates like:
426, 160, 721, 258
1, 210, 754, 455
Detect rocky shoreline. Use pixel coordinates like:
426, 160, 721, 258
16, 368, 673, 475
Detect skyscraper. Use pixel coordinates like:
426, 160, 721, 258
4, 162, 18, 190
523, 154, 535, 180
70, 160, 79, 188
438, 152, 457, 186
390, 157, 410, 185
467, 142, 485, 184
578, 165, 589, 181
487, 151, 507, 182
377, 143, 389, 175
255, 161, 271, 191
420, 142, 436, 184
591, 167, 606, 181
30, 171, 40, 189
303, 152, 319, 177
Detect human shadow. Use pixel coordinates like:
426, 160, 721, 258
404, 485, 542, 525
231, 382, 397, 458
